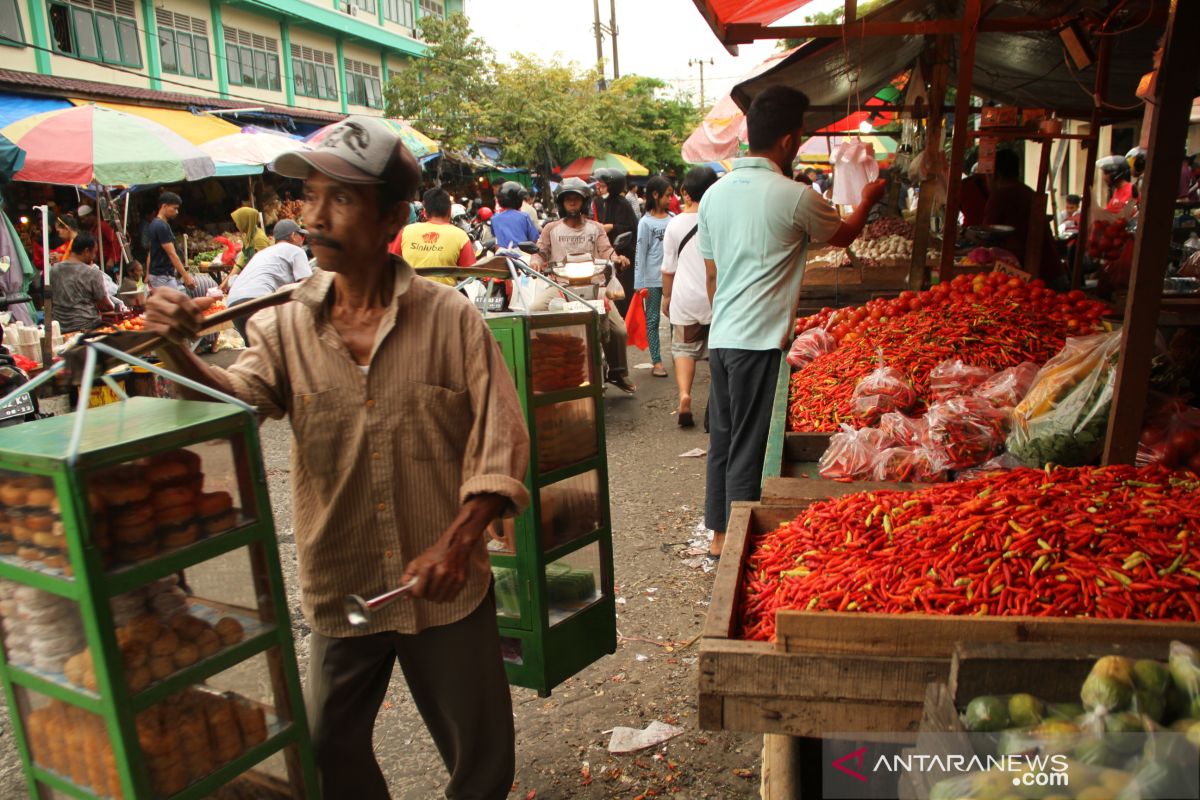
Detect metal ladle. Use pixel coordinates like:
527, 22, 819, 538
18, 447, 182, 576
344, 577, 419, 629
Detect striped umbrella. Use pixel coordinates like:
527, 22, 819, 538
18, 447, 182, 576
1, 104, 215, 186
201, 130, 312, 176
798, 134, 897, 165
0, 133, 24, 182
561, 153, 649, 179
307, 118, 438, 159
691, 159, 734, 175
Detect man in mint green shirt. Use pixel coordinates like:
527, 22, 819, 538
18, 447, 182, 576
698, 86, 884, 557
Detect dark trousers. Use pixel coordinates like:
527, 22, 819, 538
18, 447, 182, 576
704, 348, 781, 532
305, 591, 514, 800
613, 265, 636, 317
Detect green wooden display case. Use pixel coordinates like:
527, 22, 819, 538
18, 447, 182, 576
484, 311, 617, 696
0, 397, 318, 799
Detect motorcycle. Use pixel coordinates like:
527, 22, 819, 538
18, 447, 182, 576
0, 293, 49, 427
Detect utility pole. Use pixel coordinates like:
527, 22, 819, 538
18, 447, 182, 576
609, 0, 619, 79
689, 57, 714, 108
592, 0, 607, 89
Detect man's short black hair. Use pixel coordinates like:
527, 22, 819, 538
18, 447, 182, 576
747, 86, 810, 152
995, 149, 1021, 180
72, 231, 96, 255
423, 187, 451, 218
1066, 194, 1081, 205
682, 166, 719, 205
158, 191, 182, 208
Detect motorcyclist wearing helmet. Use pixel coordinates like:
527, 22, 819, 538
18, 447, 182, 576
531, 178, 636, 393
593, 168, 639, 316
1098, 155, 1134, 213
491, 181, 540, 250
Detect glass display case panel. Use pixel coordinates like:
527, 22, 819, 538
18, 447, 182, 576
529, 325, 593, 394
0, 580, 87, 690
85, 439, 256, 572
16, 686, 121, 798
545, 543, 602, 627
492, 566, 521, 621
0, 470, 73, 579
538, 470, 602, 552
534, 397, 598, 474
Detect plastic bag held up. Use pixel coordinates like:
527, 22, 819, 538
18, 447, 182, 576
625, 288, 648, 351
787, 327, 837, 369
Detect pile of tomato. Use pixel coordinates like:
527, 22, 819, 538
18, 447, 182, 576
1086, 220, 1134, 263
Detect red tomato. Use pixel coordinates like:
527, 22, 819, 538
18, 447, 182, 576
1169, 430, 1199, 458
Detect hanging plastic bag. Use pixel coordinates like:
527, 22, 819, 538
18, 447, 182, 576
929, 359, 995, 402
817, 424, 890, 481
625, 288, 648, 351
605, 274, 626, 302
1007, 332, 1123, 468
786, 327, 837, 370
852, 350, 918, 426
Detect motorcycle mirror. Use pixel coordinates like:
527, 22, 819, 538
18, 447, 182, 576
612, 232, 632, 249
517, 241, 538, 255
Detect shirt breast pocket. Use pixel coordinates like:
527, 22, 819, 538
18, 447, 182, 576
290, 389, 349, 481
401, 380, 471, 463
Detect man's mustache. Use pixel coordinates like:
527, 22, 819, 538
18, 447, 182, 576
307, 233, 343, 250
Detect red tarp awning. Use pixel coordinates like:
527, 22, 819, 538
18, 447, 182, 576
691, 0, 820, 51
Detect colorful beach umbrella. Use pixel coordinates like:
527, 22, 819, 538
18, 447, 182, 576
560, 153, 649, 180
0, 133, 25, 182
798, 134, 897, 165
307, 118, 438, 159
1, 105, 215, 186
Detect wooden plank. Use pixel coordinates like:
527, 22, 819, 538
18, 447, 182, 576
910, 36, 950, 290
761, 734, 800, 800
724, 16, 1067, 42
762, 352, 792, 482
712, 694, 923, 738
898, 683, 968, 800
702, 502, 758, 640
776, 611, 1200, 658
1103, 0, 1200, 465
761, 476, 919, 505
699, 642, 946, 702
938, 0, 982, 282
1072, 37, 1112, 290
948, 640, 1168, 706
1024, 140, 1053, 278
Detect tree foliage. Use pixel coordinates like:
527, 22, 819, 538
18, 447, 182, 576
779, 0, 890, 50
384, 14, 493, 158
386, 14, 703, 187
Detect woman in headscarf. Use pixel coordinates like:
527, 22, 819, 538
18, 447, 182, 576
223, 206, 271, 292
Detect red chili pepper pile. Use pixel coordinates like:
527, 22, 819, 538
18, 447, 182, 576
788, 276, 1108, 432
739, 465, 1200, 642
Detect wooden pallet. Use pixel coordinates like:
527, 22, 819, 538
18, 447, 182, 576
699, 500, 1200, 738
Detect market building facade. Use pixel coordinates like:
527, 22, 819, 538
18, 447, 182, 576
0, 0, 459, 122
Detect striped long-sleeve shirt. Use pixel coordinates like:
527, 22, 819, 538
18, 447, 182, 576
217, 257, 530, 637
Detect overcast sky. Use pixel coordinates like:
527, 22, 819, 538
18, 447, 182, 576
463, 0, 844, 107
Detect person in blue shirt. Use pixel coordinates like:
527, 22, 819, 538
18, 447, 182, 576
491, 182, 541, 250
698, 86, 884, 558
634, 175, 674, 377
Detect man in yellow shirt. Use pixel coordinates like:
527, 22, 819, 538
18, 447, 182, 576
389, 187, 476, 285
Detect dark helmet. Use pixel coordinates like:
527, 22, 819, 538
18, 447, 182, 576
554, 177, 592, 218
497, 181, 527, 210
592, 167, 626, 196
1097, 155, 1130, 183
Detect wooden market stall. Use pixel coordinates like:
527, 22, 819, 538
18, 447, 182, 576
690, 0, 1200, 795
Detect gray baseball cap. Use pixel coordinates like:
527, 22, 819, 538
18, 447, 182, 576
273, 116, 420, 195
273, 219, 306, 240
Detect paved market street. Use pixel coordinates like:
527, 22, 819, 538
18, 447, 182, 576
0, 340, 762, 799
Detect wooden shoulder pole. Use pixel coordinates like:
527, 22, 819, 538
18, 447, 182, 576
1102, 0, 1200, 464
909, 36, 951, 290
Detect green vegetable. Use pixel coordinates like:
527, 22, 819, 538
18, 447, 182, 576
965, 695, 1011, 732
1008, 693, 1045, 727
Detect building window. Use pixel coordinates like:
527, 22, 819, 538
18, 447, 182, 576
0, 0, 24, 46
345, 58, 382, 109
223, 26, 280, 92
156, 10, 210, 79
348, 0, 376, 14
383, 0, 413, 28
291, 44, 337, 101
417, 0, 443, 19
49, 0, 142, 67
